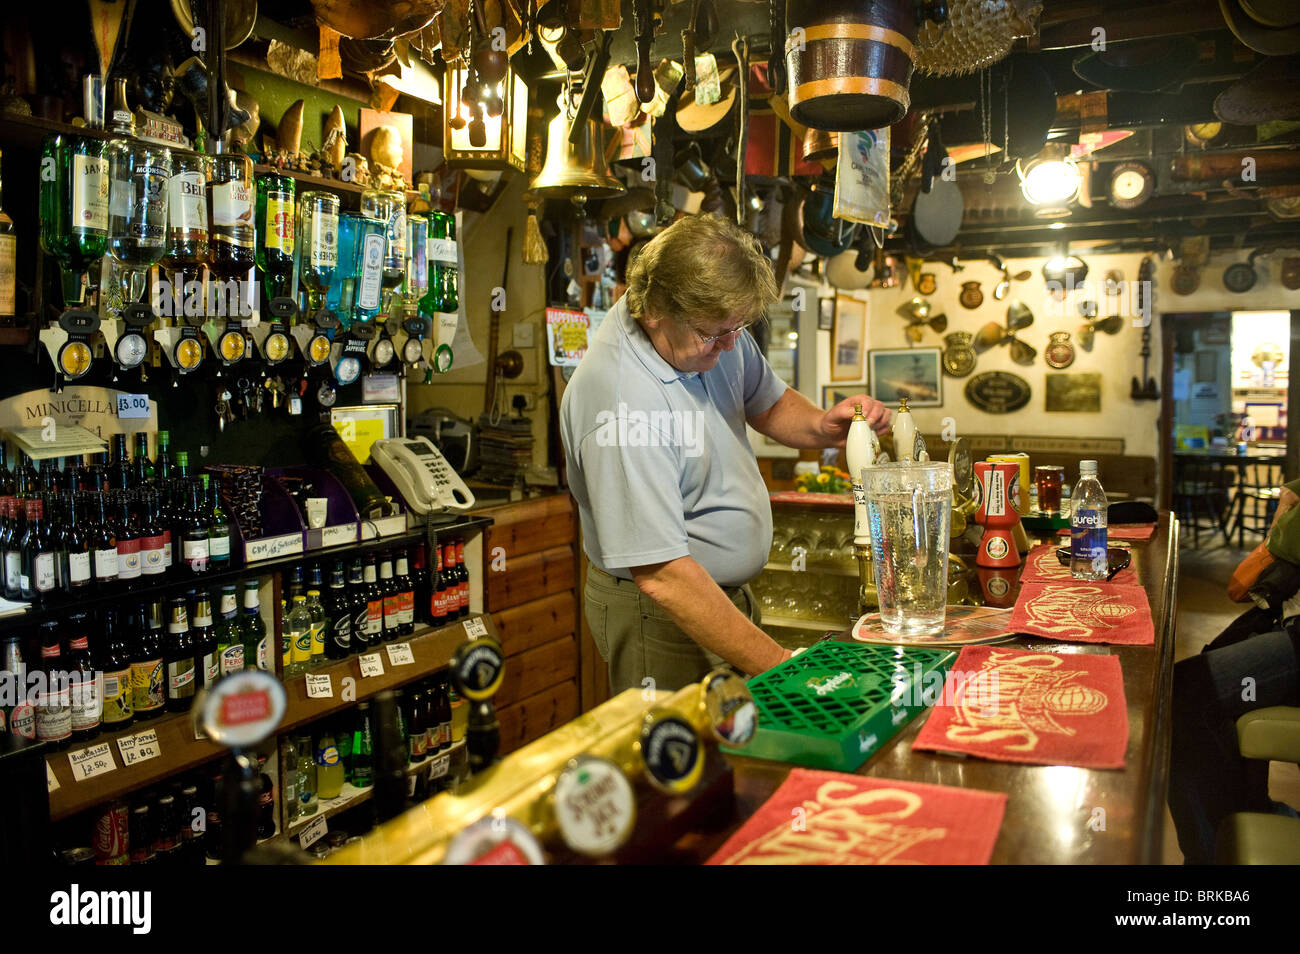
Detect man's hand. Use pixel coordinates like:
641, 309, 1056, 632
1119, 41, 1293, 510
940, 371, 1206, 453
821, 394, 892, 444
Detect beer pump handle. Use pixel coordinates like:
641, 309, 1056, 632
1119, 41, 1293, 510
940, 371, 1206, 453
452, 636, 506, 776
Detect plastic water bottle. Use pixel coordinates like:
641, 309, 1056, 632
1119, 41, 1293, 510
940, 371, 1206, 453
1070, 460, 1109, 580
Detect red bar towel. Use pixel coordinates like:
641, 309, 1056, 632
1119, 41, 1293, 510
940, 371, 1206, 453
1019, 544, 1141, 587
1010, 581, 1155, 645
912, 645, 1129, 769
706, 769, 1006, 865
1057, 523, 1156, 541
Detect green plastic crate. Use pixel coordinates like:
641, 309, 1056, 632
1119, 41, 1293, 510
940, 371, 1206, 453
722, 642, 957, 771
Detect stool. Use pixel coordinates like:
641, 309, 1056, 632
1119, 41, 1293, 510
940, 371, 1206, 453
1214, 706, 1300, 864
1173, 461, 1231, 547
1226, 461, 1283, 548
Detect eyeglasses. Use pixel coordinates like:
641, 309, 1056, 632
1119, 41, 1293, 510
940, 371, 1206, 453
689, 319, 754, 345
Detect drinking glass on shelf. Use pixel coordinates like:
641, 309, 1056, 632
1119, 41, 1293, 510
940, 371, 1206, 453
39, 133, 109, 308
107, 138, 172, 311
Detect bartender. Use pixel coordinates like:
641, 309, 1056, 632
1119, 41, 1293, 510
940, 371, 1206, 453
560, 214, 891, 693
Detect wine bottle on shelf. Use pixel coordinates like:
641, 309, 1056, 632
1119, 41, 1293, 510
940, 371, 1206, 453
207, 474, 232, 571
154, 431, 173, 483
181, 480, 211, 575
108, 435, 131, 491
60, 492, 93, 593
0, 443, 12, 495
89, 492, 118, 592
138, 492, 167, 579
0, 498, 18, 600
20, 498, 57, 604
114, 493, 142, 588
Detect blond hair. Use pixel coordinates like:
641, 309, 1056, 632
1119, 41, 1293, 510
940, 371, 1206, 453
625, 214, 780, 329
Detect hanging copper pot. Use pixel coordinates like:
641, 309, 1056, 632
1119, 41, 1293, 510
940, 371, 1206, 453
785, 0, 920, 131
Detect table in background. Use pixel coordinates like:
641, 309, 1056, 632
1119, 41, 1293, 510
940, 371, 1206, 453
1173, 448, 1285, 547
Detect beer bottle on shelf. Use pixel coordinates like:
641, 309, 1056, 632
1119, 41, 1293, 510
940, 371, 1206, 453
379, 551, 399, 642
287, 595, 312, 676
66, 613, 101, 744
325, 562, 351, 659
130, 602, 165, 720
442, 542, 461, 621
363, 555, 384, 648
420, 678, 438, 755
99, 607, 134, 730
2, 634, 33, 739
89, 493, 117, 591
348, 559, 371, 654
60, 493, 92, 593
430, 542, 448, 626
350, 702, 374, 789
411, 541, 430, 626
35, 621, 71, 750
152, 791, 182, 864
306, 579, 327, 666
448, 681, 467, 744
192, 591, 219, 690
395, 549, 414, 636
181, 480, 211, 575
238, 580, 269, 671
287, 564, 304, 602
455, 539, 470, 618
405, 686, 427, 763
164, 596, 197, 712
179, 782, 204, 864
215, 583, 244, 676
129, 801, 156, 865
437, 674, 452, 751
132, 433, 154, 487
138, 492, 167, 579
114, 493, 142, 588
207, 475, 232, 571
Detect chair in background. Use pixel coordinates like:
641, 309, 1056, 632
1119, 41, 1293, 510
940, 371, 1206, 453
1173, 460, 1232, 547
1215, 706, 1300, 864
1225, 461, 1284, 548
1108, 501, 1158, 524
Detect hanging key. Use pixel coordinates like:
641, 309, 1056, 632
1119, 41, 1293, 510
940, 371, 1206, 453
215, 389, 233, 433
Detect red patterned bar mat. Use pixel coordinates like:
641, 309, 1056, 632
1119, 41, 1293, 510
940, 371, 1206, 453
1056, 523, 1156, 542
706, 770, 1006, 865
1019, 545, 1141, 587
1009, 580, 1155, 645
912, 645, 1129, 770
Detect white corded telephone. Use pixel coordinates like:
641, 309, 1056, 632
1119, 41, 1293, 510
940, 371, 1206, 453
371, 436, 476, 514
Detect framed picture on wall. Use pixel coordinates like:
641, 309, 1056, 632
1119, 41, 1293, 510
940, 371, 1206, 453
831, 296, 868, 381
822, 384, 866, 411
818, 296, 835, 331
868, 347, 943, 407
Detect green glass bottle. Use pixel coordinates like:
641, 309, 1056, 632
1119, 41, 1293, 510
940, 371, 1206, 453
238, 579, 268, 672
207, 474, 231, 570
39, 133, 109, 307
350, 702, 374, 789
420, 210, 458, 316
215, 583, 244, 676
255, 172, 296, 300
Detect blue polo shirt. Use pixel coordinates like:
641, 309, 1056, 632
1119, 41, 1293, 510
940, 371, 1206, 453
560, 295, 788, 586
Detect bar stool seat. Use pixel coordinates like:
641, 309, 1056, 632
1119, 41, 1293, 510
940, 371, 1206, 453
1214, 706, 1300, 864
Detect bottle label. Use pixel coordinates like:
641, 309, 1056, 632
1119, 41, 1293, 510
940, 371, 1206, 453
184, 537, 210, 571
265, 194, 295, 254
316, 745, 339, 766
366, 598, 383, 635
35, 688, 72, 742
127, 165, 170, 244
459, 582, 469, 611
68, 551, 92, 585
0, 233, 15, 316
131, 659, 164, 711
35, 553, 56, 593
140, 535, 166, 575
212, 180, 254, 234
167, 660, 196, 695
93, 547, 117, 581
1071, 511, 1109, 575
358, 233, 384, 310
333, 613, 352, 651
5, 551, 22, 591
383, 594, 399, 627
387, 207, 407, 263
293, 629, 312, 662
220, 643, 244, 676
162, 530, 172, 568
117, 538, 141, 580
168, 605, 188, 633
73, 153, 110, 232
428, 238, 458, 265
310, 210, 338, 268
101, 669, 133, 724
167, 170, 207, 234
203, 653, 219, 685
8, 702, 35, 739
70, 673, 102, 731
257, 635, 269, 671
209, 531, 230, 560
311, 621, 326, 655
220, 593, 238, 616
398, 591, 414, 626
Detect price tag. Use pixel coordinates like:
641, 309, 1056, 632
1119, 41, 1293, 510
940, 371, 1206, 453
245, 533, 304, 563
464, 617, 487, 639
67, 743, 117, 781
116, 393, 150, 419
306, 673, 334, 698
47, 763, 59, 793
116, 729, 161, 767
320, 523, 358, 547
358, 653, 385, 678
386, 643, 415, 666
299, 815, 328, 850
430, 752, 450, 780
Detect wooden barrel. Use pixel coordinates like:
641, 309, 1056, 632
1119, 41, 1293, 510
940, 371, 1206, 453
786, 0, 917, 131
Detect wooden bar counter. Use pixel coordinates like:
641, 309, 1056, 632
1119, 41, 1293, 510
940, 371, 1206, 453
667, 513, 1180, 865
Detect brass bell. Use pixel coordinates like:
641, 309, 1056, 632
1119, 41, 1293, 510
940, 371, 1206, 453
803, 127, 839, 163
528, 91, 625, 208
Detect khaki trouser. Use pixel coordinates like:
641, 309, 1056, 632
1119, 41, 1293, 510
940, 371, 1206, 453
584, 565, 761, 694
